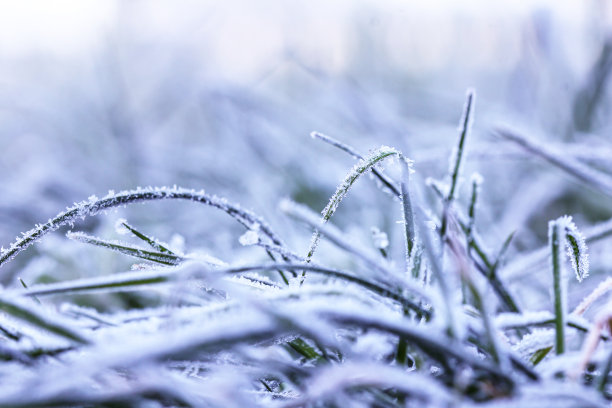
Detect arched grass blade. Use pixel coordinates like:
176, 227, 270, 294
0, 186, 286, 269
306, 146, 404, 263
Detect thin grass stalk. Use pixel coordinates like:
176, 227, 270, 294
429, 181, 521, 312
15, 262, 432, 318
311, 131, 400, 196
281, 200, 392, 277
400, 157, 416, 262
117, 219, 175, 254
440, 89, 476, 240
67, 231, 184, 266
0, 295, 90, 345
447, 89, 475, 203
415, 207, 458, 338
305, 147, 402, 264
550, 220, 566, 355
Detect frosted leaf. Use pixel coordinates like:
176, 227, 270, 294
550, 215, 589, 283
562, 216, 589, 282
370, 227, 389, 250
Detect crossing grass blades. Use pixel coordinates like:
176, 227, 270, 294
0, 89, 610, 407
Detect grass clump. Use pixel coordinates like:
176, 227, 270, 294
0, 89, 611, 407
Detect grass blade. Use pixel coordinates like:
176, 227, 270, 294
0, 295, 90, 345
306, 146, 403, 262
67, 231, 185, 266
115, 219, 175, 254
0, 186, 286, 269
549, 218, 566, 355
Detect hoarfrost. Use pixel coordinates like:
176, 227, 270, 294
370, 227, 389, 250
239, 224, 260, 246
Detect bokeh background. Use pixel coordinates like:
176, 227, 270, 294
1, 0, 612, 311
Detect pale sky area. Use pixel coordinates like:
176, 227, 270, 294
0, 0, 604, 79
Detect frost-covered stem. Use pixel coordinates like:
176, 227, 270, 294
311, 131, 401, 196
466, 174, 481, 242
400, 157, 416, 263
17, 262, 432, 318
550, 220, 566, 355
67, 232, 184, 266
440, 89, 475, 248
430, 180, 520, 312
416, 209, 458, 338
0, 187, 285, 269
305, 147, 402, 264
118, 219, 174, 254
0, 295, 90, 345
447, 89, 475, 204
282, 200, 392, 278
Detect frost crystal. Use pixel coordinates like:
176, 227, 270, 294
239, 230, 259, 246
114, 218, 130, 235
370, 227, 389, 250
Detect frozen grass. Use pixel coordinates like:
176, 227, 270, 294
0, 90, 611, 407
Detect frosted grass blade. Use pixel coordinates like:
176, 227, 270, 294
305, 146, 404, 262
67, 231, 184, 266
0, 186, 286, 268
0, 295, 90, 345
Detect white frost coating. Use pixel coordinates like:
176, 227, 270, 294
470, 172, 484, 185
296, 362, 451, 405
321, 145, 401, 221
239, 224, 260, 246
370, 227, 389, 250
562, 216, 589, 282
514, 329, 555, 356
548, 215, 589, 283
114, 218, 130, 235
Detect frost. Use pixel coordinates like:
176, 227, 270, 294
370, 227, 389, 250
470, 172, 484, 185
239, 224, 260, 246
548, 215, 589, 283
114, 218, 130, 235
561, 216, 589, 282
515, 329, 555, 355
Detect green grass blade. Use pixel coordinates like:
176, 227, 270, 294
67, 231, 184, 266
0, 295, 90, 345
116, 219, 175, 254
549, 219, 566, 355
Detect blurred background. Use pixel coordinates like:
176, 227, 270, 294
1, 0, 612, 311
